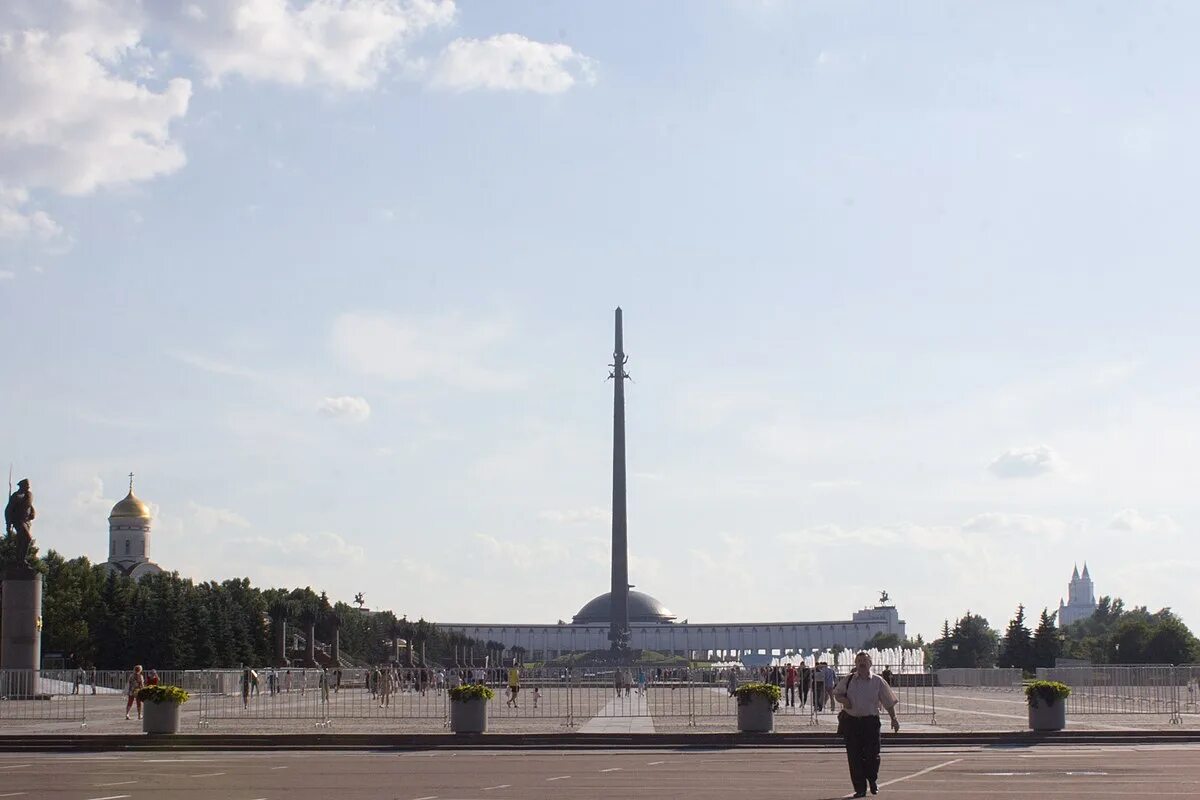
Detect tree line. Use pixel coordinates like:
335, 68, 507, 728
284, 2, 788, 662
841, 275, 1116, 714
0, 541, 486, 670
929, 599, 1200, 671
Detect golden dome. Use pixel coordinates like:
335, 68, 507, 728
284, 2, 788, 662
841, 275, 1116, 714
110, 491, 151, 520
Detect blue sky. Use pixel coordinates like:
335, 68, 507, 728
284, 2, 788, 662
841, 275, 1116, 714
2, 1, 1197, 639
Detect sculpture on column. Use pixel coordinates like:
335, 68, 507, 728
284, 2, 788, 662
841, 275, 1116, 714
4, 478, 36, 567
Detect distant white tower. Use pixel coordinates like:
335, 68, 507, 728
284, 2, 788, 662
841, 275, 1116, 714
105, 474, 164, 579
1058, 563, 1097, 627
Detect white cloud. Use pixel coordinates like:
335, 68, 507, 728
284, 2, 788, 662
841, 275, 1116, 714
430, 33, 595, 94
187, 500, 252, 530
151, 0, 456, 90
0, 187, 63, 241
168, 350, 262, 380
0, 2, 597, 240
72, 477, 119, 521
0, 28, 190, 196
331, 311, 524, 390
0, 269, 14, 280
1108, 508, 1180, 537
809, 479, 861, 492
688, 534, 755, 592
538, 506, 609, 524
473, 532, 569, 570
987, 444, 1062, 479
962, 512, 1077, 541
0, 2, 190, 238
316, 394, 371, 422
230, 530, 366, 564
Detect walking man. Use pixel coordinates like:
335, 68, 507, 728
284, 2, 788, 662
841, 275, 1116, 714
833, 652, 900, 798
785, 664, 797, 707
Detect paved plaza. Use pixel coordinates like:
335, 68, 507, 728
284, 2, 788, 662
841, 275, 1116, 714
2, 744, 1200, 799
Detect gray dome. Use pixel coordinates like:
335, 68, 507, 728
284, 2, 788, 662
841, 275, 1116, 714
572, 590, 676, 624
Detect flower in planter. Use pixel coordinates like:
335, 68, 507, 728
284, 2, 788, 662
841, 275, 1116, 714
733, 682, 781, 712
1023, 680, 1070, 707
449, 684, 496, 703
136, 685, 190, 704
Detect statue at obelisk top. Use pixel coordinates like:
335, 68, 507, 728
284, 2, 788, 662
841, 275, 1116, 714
608, 308, 632, 655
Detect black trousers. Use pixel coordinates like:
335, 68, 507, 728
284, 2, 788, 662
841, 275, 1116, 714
842, 714, 882, 794
786, 685, 796, 706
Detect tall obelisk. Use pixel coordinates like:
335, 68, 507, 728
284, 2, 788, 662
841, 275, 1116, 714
609, 308, 631, 654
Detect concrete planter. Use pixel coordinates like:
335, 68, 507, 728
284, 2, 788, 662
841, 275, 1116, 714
450, 696, 488, 733
736, 693, 775, 733
1027, 696, 1066, 731
142, 700, 183, 734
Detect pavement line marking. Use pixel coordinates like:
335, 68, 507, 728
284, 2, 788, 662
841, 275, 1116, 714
981, 772, 1033, 776
190, 771, 227, 777
413, 796, 439, 799
648, 761, 666, 765
95, 781, 138, 787
0, 793, 27, 798
546, 776, 571, 781
270, 766, 288, 770
482, 785, 510, 790
601, 767, 622, 772
0, 765, 31, 770
876, 758, 962, 792
85, 795, 131, 800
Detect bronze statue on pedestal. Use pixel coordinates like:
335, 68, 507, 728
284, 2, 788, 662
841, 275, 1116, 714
4, 478, 35, 565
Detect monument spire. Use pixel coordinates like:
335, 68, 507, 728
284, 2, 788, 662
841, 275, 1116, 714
609, 307, 631, 654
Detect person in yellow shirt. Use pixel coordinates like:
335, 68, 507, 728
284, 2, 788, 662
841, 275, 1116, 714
506, 664, 521, 708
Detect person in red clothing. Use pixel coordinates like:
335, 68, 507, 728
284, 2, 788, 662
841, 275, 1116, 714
124, 665, 145, 720
145, 669, 160, 687
785, 664, 798, 707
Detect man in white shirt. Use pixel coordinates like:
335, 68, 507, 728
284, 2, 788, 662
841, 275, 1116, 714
833, 652, 900, 798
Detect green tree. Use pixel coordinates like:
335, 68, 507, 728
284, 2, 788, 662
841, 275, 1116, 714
931, 613, 999, 668
862, 632, 902, 650
40, 552, 94, 665
1031, 608, 1062, 667
998, 604, 1034, 672
1143, 613, 1200, 664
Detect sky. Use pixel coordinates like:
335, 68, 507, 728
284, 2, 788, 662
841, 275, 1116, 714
2, 1, 1198, 642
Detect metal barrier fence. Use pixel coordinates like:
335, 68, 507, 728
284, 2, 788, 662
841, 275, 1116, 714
11, 664, 1200, 729
174, 665, 941, 729
1180, 664, 1200, 716
0, 670, 88, 724
196, 668, 451, 728
936, 668, 1024, 690
1037, 665, 1183, 722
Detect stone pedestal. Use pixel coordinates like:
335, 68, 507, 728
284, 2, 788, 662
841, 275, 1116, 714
1, 567, 43, 686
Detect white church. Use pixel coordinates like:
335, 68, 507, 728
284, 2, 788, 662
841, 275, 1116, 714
1058, 563, 1097, 627
104, 475, 164, 579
